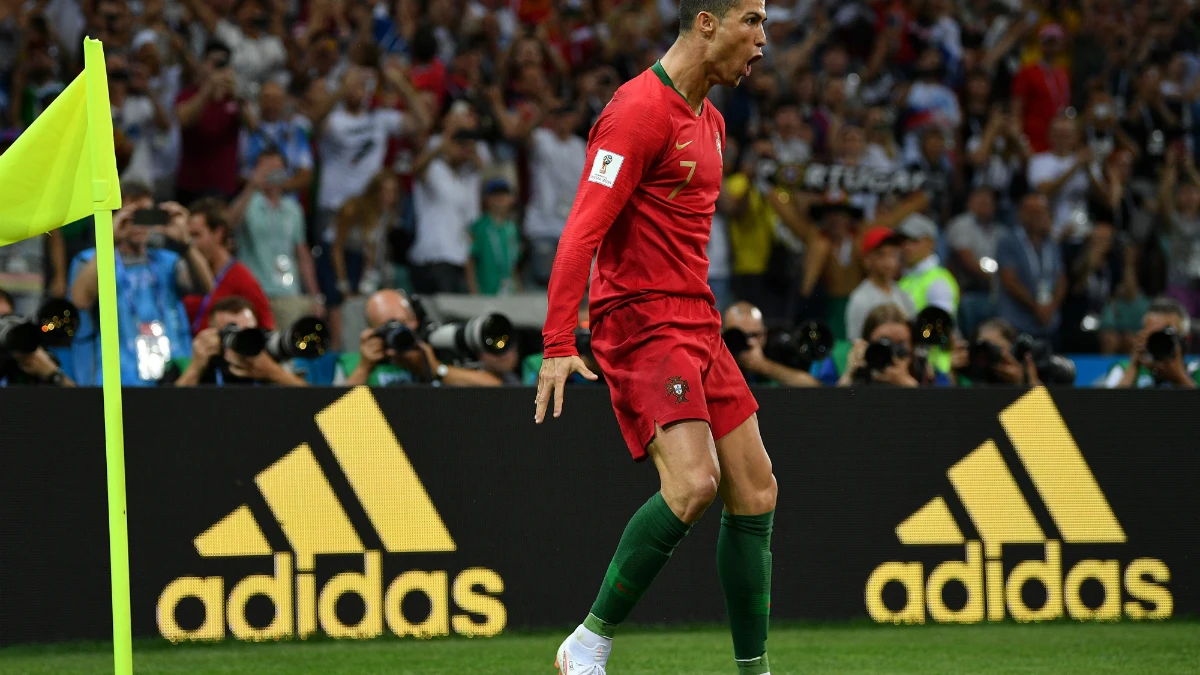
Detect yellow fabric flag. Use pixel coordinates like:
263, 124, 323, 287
0, 39, 121, 246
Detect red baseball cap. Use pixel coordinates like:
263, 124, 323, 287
861, 226, 904, 255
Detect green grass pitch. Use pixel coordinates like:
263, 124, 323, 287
1, 622, 1197, 674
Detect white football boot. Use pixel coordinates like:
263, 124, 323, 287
554, 625, 611, 674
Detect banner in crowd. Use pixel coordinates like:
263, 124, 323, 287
786, 162, 930, 194
1, 387, 1195, 645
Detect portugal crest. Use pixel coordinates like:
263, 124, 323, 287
666, 376, 690, 404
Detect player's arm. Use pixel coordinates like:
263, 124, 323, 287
535, 93, 668, 424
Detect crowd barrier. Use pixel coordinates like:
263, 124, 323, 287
1, 386, 1195, 645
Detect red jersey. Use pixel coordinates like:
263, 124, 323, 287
542, 63, 724, 358
184, 260, 275, 334
175, 86, 241, 197
1012, 63, 1071, 153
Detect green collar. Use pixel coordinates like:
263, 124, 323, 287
651, 60, 702, 115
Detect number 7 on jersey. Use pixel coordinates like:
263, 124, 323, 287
668, 161, 697, 200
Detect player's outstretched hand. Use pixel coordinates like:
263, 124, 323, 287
534, 355, 598, 424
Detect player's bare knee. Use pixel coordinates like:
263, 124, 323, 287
677, 469, 720, 523
755, 472, 778, 514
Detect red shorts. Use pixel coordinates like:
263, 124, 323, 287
591, 296, 759, 461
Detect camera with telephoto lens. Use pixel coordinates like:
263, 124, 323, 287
1146, 327, 1182, 361
864, 337, 910, 372
964, 333, 1075, 385
723, 320, 833, 372
0, 298, 80, 356
373, 295, 514, 359
219, 316, 330, 361
913, 306, 954, 350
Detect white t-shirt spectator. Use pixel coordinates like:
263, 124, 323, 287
845, 280, 917, 341
112, 95, 158, 187
410, 135, 492, 267
524, 127, 586, 240
214, 19, 286, 93
316, 107, 406, 224
1027, 152, 1090, 240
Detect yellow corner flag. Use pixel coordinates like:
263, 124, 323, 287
0, 38, 133, 674
0, 39, 121, 245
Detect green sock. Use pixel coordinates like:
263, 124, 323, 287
584, 492, 692, 638
718, 510, 773, 671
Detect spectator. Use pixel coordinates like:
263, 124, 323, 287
467, 178, 521, 296
907, 125, 956, 228
724, 136, 779, 315
0, 288, 74, 387
313, 64, 430, 243
1061, 221, 1125, 353
239, 81, 315, 194
409, 108, 493, 294
1122, 65, 1183, 186
996, 194, 1066, 341
227, 148, 323, 333
1012, 24, 1071, 153
336, 289, 501, 386
68, 201, 212, 386
181, 0, 287, 98
523, 104, 586, 287
175, 41, 245, 204
182, 198, 275, 334
331, 170, 401, 303
846, 226, 916, 341
1085, 148, 1137, 234
108, 53, 171, 189
1105, 297, 1198, 389
898, 214, 958, 316
946, 186, 1006, 338
164, 296, 307, 387
962, 78, 1032, 221
1159, 146, 1200, 320
722, 301, 820, 387
1028, 115, 1091, 241
1080, 89, 1136, 165
902, 48, 961, 163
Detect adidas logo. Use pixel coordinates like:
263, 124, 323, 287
157, 387, 506, 642
866, 388, 1172, 624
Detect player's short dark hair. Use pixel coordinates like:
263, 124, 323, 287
679, 0, 741, 33
189, 197, 229, 233
209, 296, 256, 322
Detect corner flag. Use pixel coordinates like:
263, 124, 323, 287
0, 41, 121, 245
0, 39, 134, 674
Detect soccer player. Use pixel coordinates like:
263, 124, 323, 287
535, 1, 772, 674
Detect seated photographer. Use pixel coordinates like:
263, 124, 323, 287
951, 318, 1044, 387
162, 297, 308, 387
337, 290, 502, 386
0, 289, 74, 387
722, 302, 820, 387
1104, 297, 1199, 389
839, 303, 950, 388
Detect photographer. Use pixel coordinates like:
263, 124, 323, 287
337, 290, 501, 386
1105, 297, 1198, 389
840, 303, 948, 388
163, 297, 307, 387
951, 318, 1043, 387
0, 289, 73, 387
722, 302, 820, 387
68, 198, 213, 386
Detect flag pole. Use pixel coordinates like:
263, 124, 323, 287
83, 38, 134, 675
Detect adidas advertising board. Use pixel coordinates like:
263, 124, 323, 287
0, 387, 1196, 644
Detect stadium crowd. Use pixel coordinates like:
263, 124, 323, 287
0, 0, 1198, 389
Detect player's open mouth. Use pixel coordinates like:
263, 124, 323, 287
743, 54, 762, 77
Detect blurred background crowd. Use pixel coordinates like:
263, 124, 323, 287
0, 0, 1198, 389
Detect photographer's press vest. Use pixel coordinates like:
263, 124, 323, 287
899, 263, 960, 374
